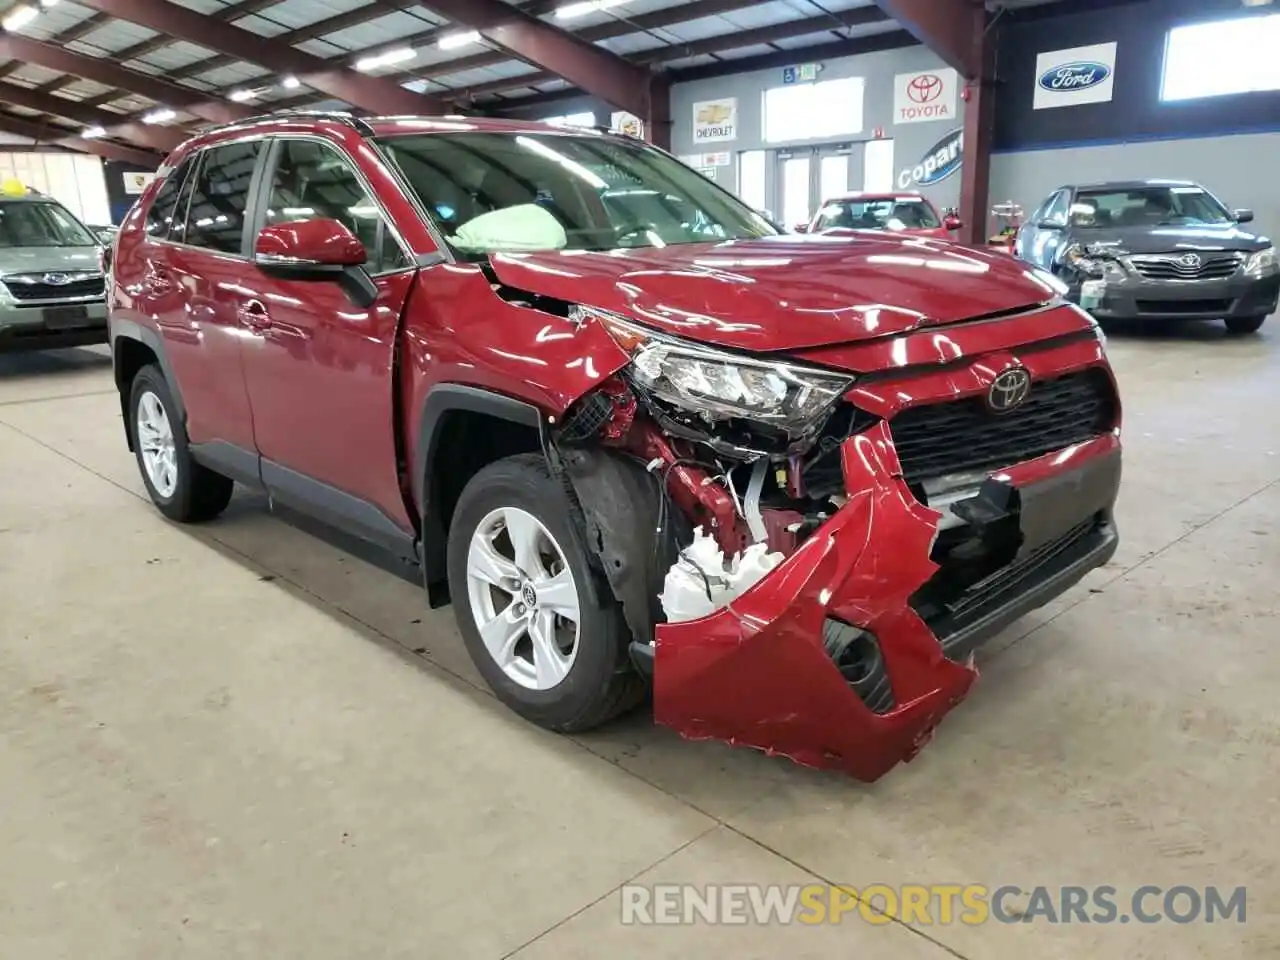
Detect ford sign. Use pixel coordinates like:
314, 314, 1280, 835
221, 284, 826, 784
1038, 61, 1111, 93
897, 128, 963, 189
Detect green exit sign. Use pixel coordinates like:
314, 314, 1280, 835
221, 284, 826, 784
782, 63, 822, 84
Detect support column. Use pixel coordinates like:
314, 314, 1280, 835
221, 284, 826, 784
959, 75, 995, 246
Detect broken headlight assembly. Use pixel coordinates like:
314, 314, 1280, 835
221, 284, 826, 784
1062, 243, 1126, 281
585, 308, 853, 439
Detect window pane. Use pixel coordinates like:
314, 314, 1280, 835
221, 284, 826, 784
1162, 13, 1280, 101
863, 139, 894, 192
820, 154, 848, 203
265, 139, 405, 272
737, 150, 766, 211
781, 155, 811, 229
145, 158, 192, 239
184, 141, 261, 254
764, 77, 864, 144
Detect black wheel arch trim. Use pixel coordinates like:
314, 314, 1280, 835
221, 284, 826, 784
111, 319, 186, 444
414, 383, 548, 606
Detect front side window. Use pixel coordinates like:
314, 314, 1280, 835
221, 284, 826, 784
264, 139, 409, 274
0, 201, 96, 247
183, 141, 263, 254
378, 131, 777, 260
813, 198, 940, 232
1070, 186, 1232, 228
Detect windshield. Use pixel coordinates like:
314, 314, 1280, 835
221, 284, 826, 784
378, 131, 777, 258
812, 198, 941, 231
0, 201, 97, 247
1070, 186, 1232, 228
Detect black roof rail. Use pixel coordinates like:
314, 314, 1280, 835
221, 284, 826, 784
198, 109, 376, 138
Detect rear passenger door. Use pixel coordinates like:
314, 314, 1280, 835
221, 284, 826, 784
147, 139, 268, 461
235, 136, 419, 553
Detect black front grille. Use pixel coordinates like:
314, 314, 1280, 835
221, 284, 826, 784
1134, 298, 1232, 315
1128, 253, 1241, 281
3, 277, 104, 302
888, 368, 1116, 487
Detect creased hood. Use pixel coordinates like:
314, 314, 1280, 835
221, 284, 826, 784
488, 235, 1055, 352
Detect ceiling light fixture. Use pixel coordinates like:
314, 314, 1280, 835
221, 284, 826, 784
2, 5, 39, 31
281, 75, 301, 89
555, 0, 626, 19
437, 30, 481, 50
142, 108, 176, 124
82, 125, 106, 139
228, 88, 257, 102
354, 47, 416, 72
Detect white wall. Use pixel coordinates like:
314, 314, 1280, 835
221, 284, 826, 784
0, 152, 112, 226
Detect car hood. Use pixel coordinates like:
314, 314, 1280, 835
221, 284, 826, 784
488, 235, 1055, 352
0, 246, 101, 277
1069, 223, 1271, 256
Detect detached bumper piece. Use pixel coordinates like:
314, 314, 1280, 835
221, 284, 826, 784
651, 422, 1121, 782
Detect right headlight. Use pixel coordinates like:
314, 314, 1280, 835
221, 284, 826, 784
1245, 247, 1276, 277
1063, 244, 1125, 280
584, 307, 853, 435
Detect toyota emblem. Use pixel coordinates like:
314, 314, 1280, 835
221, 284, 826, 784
987, 367, 1032, 413
43, 272, 71, 285
907, 73, 943, 103
1177, 253, 1202, 269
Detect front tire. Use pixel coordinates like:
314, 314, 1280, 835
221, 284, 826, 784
446, 453, 644, 732
1225, 315, 1266, 335
129, 365, 233, 523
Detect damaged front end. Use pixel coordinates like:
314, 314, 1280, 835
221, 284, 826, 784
552, 305, 1121, 781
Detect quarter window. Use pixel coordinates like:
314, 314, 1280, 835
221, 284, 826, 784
183, 141, 263, 254
1042, 190, 1071, 226
264, 139, 409, 274
145, 157, 194, 239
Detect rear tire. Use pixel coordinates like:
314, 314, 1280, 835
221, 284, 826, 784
1225, 315, 1266, 335
129, 365, 233, 523
446, 453, 644, 733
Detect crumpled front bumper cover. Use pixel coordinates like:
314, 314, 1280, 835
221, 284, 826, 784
641, 421, 1121, 782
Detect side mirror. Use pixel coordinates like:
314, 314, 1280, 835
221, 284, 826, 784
254, 219, 377, 308
255, 218, 368, 268
943, 214, 963, 231
1036, 219, 1065, 230
1234, 209, 1254, 224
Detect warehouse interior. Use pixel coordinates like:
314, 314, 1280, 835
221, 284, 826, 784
1, 0, 1278, 957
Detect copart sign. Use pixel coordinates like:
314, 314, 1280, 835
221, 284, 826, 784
893, 68, 959, 124
1033, 42, 1117, 110
897, 128, 963, 189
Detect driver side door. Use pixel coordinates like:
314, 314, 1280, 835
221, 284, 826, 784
236, 136, 420, 555
1020, 189, 1071, 270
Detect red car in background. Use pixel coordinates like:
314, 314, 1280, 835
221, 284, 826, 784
799, 191, 961, 239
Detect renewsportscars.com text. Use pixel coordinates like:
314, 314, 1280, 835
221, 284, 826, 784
620, 884, 1247, 926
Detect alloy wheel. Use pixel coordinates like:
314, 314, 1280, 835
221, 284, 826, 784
136, 390, 178, 499
465, 506, 581, 690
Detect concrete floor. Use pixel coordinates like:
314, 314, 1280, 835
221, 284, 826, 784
2, 323, 1278, 959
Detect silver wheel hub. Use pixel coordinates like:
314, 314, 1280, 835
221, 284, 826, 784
465, 507, 581, 691
136, 390, 178, 499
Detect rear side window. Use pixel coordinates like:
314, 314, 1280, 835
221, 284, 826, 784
182, 141, 263, 255
264, 138, 410, 274
145, 158, 194, 239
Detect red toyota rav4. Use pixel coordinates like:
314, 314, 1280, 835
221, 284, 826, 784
110, 113, 1121, 781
